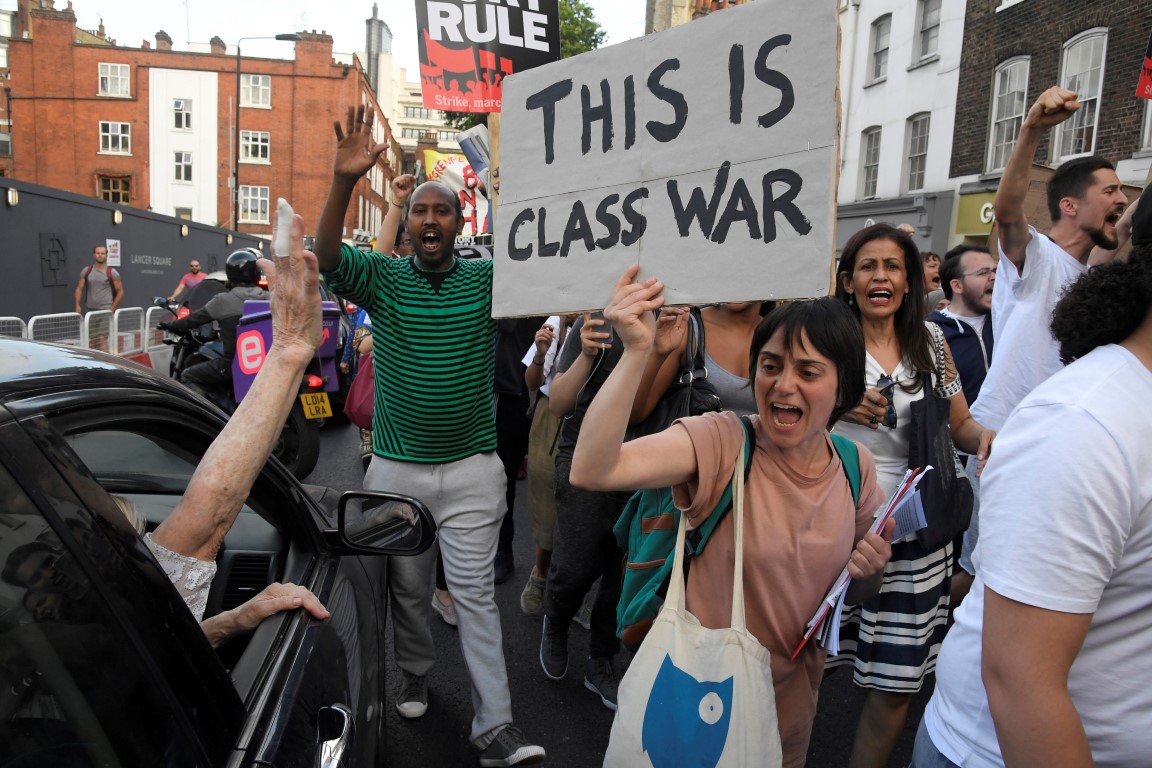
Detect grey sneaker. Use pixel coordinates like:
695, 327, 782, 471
520, 573, 545, 616
479, 725, 546, 767
539, 615, 568, 681
395, 672, 427, 719
572, 588, 594, 630
584, 656, 618, 711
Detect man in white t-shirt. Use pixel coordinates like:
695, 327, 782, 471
958, 85, 1131, 574
914, 245, 1152, 768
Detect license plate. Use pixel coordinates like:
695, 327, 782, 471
300, 392, 332, 419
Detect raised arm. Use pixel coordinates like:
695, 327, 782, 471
375, 174, 416, 255
548, 314, 610, 417
995, 86, 1080, 275
152, 208, 322, 562
570, 266, 698, 493
629, 308, 690, 424
314, 105, 390, 273
524, 320, 555, 393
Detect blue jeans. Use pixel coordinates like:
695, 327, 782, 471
910, 718, 961, 768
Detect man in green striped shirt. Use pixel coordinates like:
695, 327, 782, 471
314, 106, 544, 767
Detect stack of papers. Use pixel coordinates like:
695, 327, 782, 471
791, 466, 932, 660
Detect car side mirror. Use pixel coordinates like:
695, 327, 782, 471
337, 491, 437, 556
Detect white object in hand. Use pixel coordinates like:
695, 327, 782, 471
274, 198, 294, 257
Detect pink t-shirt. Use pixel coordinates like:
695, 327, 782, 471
672, 411, 883, 767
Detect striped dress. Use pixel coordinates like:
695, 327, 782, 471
324, 244, 497, 463
826, 325, 961, 691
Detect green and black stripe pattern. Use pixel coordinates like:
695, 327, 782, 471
326, 244, 497, 462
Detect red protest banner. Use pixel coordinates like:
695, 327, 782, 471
1138, 30, 1152, 100
415, 1, 562, 113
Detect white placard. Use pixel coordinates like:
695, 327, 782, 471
494, 0, 839, 317
105, 239, 121, 267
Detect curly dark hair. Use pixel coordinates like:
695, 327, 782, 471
1051, 246, 1152, 364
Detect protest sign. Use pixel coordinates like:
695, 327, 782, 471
1137, 30, 1152, 100
423, 150, 490, 238
415, 0, 562, 113
493, 0, 839, 317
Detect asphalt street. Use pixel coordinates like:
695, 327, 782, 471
311, 421, 928, 767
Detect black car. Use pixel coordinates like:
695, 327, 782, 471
0, 337, 435, 767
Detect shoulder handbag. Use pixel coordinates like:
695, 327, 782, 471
343, 351, 375, 430
626, 308, 723, 441
909, 327, 974, 551
604, 430, 784, 768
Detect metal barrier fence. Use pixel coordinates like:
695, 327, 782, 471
0, 317, 28, 339
144, 307, 171, 354
29, 312, 84, 347
113, 308, 145, 356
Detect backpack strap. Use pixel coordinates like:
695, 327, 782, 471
686, 414, 755, 556
829, 432, 861, 506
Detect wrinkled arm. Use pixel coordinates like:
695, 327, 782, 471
152, 211, 321, 562
200, 582, 329, 648
982, 588, 1094, 768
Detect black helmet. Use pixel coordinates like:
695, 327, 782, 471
225, 248, 261, 286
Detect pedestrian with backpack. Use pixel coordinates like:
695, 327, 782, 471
570, 267, 893, 768
74, 244, 123, 351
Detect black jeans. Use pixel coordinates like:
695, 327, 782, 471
545, 457, 624, 660
495, 390, 532, 551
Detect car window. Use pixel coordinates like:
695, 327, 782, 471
66, 429, 198, 491
0, 462, 205, 766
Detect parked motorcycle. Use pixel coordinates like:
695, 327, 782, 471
155, 296, 342, 480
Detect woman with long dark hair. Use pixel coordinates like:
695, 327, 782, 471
828, 223, 994, 768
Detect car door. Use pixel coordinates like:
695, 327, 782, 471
0, 392, 386, 767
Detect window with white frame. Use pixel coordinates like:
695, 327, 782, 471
869, 16, 891, 83
0, 120, 11, 156
174, 151, 192, 182
1142, 100, 1152, 151
987, 57, 1029, 173
239, 185, 270, 223
916, 0, 941, 61
240, 130, 270, 162
0, 10, 14, 37
861, 127, 882, 199
0, 42, 8, 69
98, 63, 130, 97
905, 114, 930, 192
99, 121, 131, 154
241, 74, 271, 107
173, 99, 192, 130
1056, 30, 1107, 160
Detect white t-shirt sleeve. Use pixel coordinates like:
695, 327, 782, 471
977, 401, 1132, 615
522, 315, 561, 397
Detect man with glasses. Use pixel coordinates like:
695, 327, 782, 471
928, 245, 996, 407
169, 260, 206, 301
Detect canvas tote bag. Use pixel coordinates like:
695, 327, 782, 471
603, 437, 783, 768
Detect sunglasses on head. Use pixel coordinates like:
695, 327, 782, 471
877, 374, 897, 429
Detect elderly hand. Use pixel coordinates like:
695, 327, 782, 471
203, 582, 329, 647
847, 518, 894, 582
259, 207, 322, 361
332, 104, 389, 181
602, 265, 665, 351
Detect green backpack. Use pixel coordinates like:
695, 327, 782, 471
613, 416, 862, 649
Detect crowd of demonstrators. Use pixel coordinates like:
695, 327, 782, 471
314, 105, 544, 767
827, 224, 994, 768
914, 220, 1152, 768
928, 244, 995, 408
168, 259, 205, 301
159, 248, 269, 397
74, 243, 123, 352
569, 268, 893, 766
538, 312, 629, 710
958, 86, 1133, 583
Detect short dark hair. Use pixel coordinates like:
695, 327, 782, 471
835, 223, 933, 383
2, 541, 55, 587
1052, 245, 1152, 364
939, 244, 992, 300
748, 297, 866, 428
922, 251, 940, 264
1048, 156, 1115, 222
409, 180, 463, 220
394, 225, 411, 249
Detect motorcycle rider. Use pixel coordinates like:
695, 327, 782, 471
161, 248, 269, 396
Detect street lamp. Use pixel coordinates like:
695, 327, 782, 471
234, 33, 300, 230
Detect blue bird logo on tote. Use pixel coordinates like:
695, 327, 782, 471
641, 655, 734, 767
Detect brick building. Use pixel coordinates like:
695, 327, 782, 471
3, 0, 403, 244
949, 0, 1152, 245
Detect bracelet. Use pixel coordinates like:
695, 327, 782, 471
531, 357, 545, 366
